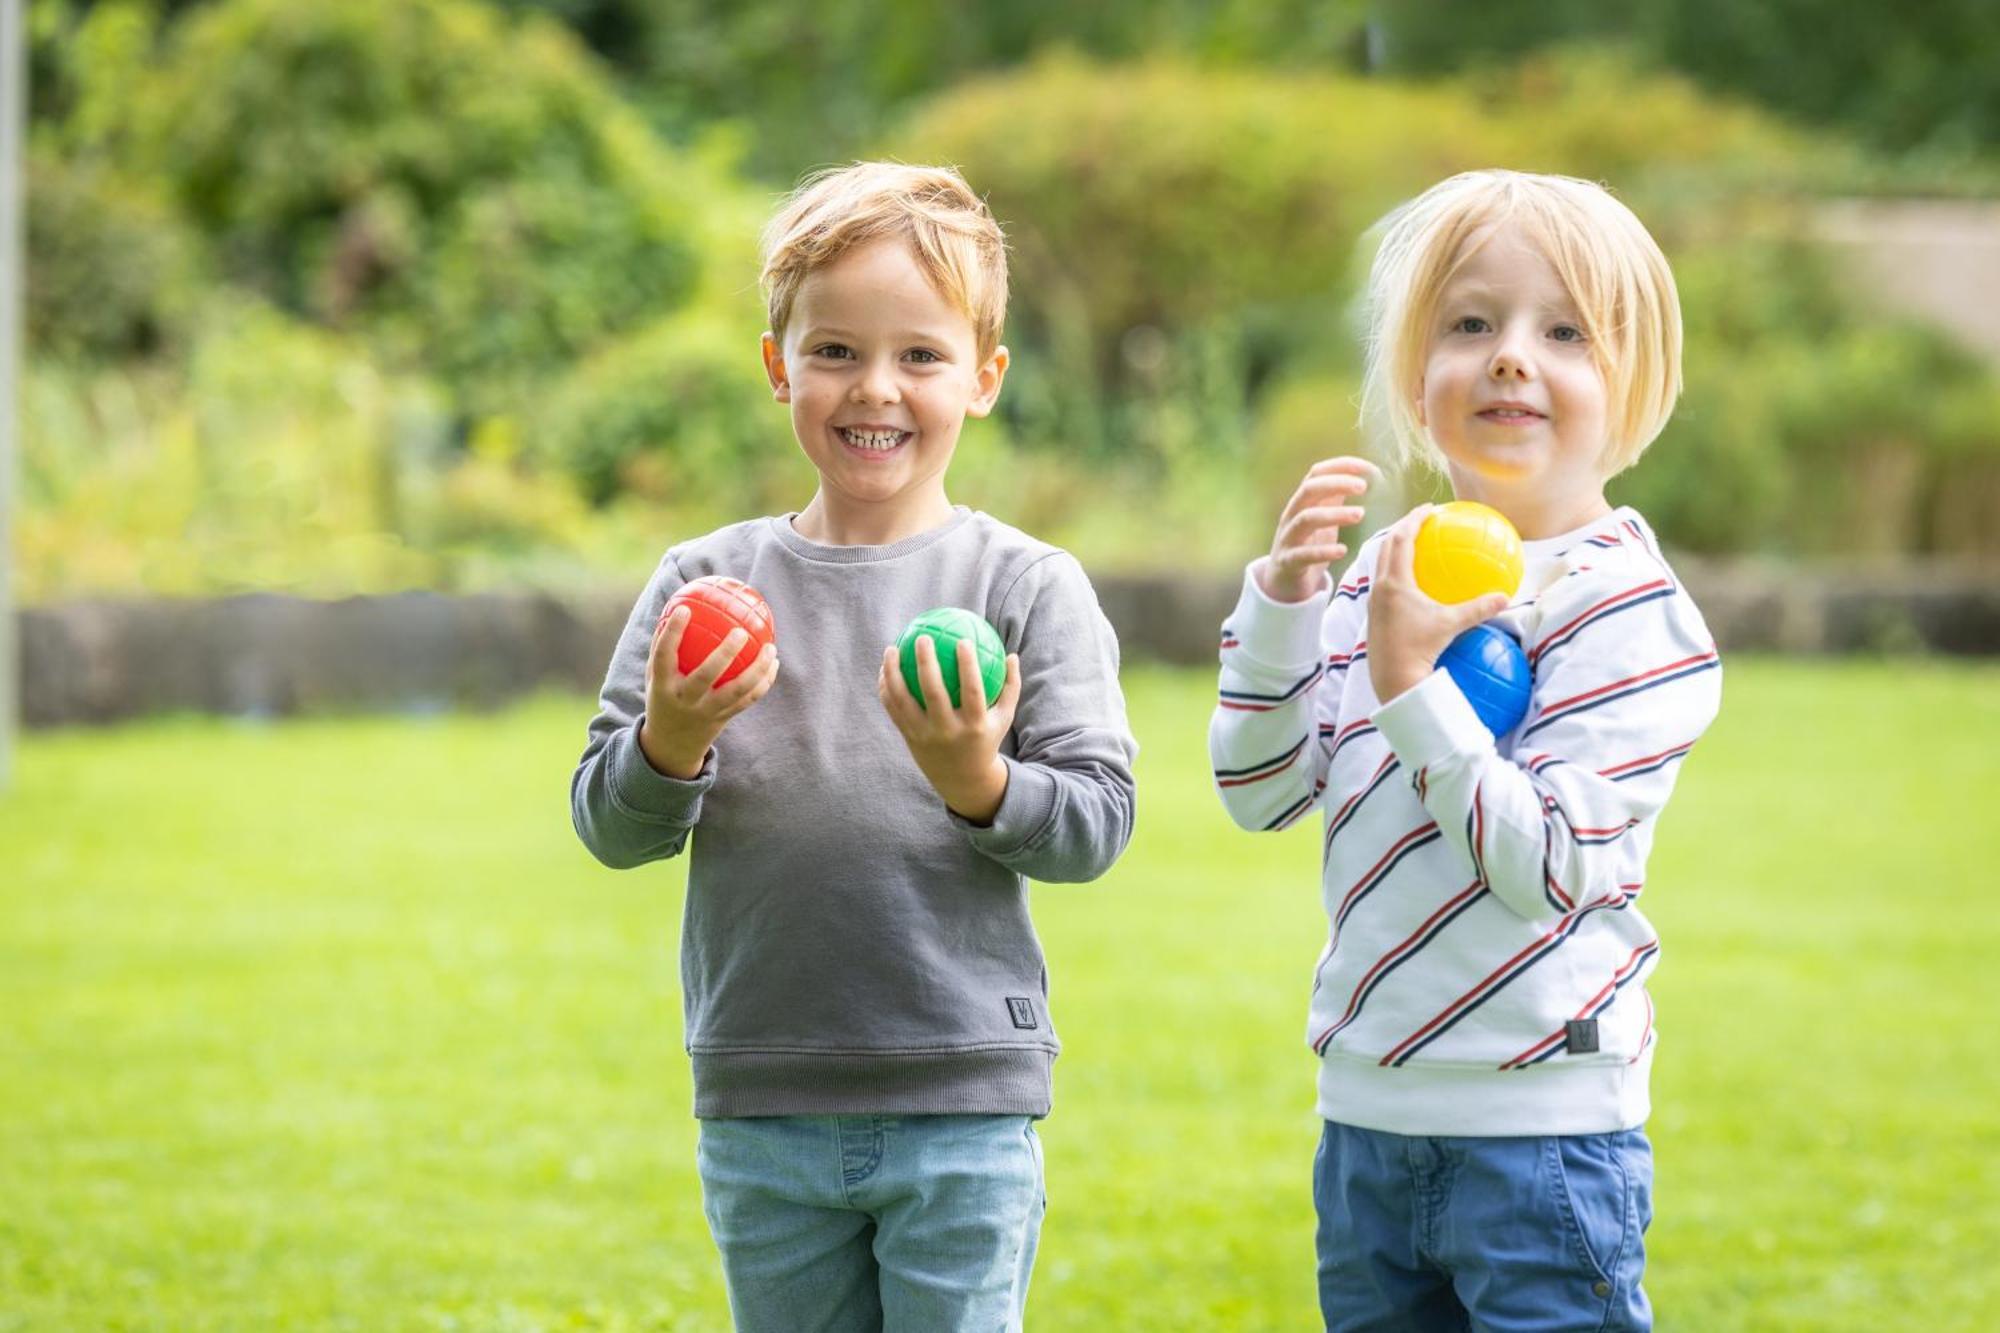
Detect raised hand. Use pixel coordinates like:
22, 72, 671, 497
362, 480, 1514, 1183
1257, 457, 1380, 603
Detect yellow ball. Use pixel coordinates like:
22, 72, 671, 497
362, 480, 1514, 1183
1412, 501, 1524, 604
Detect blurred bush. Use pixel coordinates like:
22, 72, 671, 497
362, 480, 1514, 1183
1615, 220, 2000, 561
63, 0, 718, 417
536, 310, 805, 517
24, 146, 202, 361
20, 301, 444, 599
490, 0, 1374, 179
1376, 1, 2000, 165
16, 26, 2000, 603
896, 52, 2000, 567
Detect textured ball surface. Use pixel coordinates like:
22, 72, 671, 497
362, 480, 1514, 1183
1413, 501, 1525, 605
1437, 622, 1533, 738
663, 576, 774, 686
898, 608, 1006, 711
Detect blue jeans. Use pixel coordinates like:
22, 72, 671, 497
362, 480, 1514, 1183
696, 1114, 1046, 1333
1314, 1120, 1653, 1332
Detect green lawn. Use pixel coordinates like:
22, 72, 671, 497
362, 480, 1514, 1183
2, 660, 1995, 1330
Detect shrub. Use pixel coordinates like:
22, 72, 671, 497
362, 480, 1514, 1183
534, 309, 807, 517
24, 147, 201, 361
105, 0, 719, 414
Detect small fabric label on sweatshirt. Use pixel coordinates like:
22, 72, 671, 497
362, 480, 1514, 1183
1565, 1019, 1600, 1054
1006, 998, 1038, 1030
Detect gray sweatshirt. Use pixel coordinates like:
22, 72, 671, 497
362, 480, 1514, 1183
571, 508, 1138, 1117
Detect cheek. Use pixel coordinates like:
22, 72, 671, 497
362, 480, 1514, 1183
792, 380, 839, 413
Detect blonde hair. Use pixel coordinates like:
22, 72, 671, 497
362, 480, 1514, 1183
1360, 170, 1682, 479
760, 162, 1009, 360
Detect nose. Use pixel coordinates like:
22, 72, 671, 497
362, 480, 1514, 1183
1488, 325, 1535, 381
851, 355, 902, 405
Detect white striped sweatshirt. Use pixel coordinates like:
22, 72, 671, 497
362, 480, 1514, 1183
1209, 506, 1721, 1135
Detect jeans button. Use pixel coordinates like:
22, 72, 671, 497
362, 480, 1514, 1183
1593, 1280, 1612, 1298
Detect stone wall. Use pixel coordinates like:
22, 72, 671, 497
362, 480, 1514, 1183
17, 563, 1999, 728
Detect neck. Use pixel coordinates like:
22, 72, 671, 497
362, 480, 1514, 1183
792, 489, 956, 547
1445, 475, 1612, 541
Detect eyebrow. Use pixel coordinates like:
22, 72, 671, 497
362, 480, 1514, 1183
1441, 280, 1574, 305
798, 325, 961, 346
1436, 288, 1582, 318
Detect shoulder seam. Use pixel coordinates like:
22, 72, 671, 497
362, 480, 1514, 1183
995, 548, 1075, 624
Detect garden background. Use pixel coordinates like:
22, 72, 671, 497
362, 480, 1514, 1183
4, 2, 1997, 1328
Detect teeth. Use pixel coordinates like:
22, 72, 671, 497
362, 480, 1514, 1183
840, 427, 907, 451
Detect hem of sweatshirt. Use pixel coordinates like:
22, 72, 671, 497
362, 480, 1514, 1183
692, 1047, 1056, 1118
1316, 1045, 1653, 1136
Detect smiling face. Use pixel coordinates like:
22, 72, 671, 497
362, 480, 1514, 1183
762, 236, 1007, 545
1418, 221, 1613, 538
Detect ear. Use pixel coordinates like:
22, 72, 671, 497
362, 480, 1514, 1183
1413, 377, 1427, 428
965, 345, 1010, 419
761, 332, 791, 403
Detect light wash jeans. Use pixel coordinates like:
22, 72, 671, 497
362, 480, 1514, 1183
1314, 1120, 1654, 1332
696, 1114, 1046, 1333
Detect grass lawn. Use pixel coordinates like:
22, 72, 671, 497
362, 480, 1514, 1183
1, 659, 1995, 1330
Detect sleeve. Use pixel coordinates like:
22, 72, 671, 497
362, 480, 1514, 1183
568, 551, 718, 870
1370, 564, 1723, 923
948, 552, 1139, 883
1207, 549, 1369, 833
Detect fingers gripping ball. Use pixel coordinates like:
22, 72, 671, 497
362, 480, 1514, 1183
1437, 622, 1533, 738
662, 576, 774, 687
1413, 501, 1525, 605
898, 608, 1006, 711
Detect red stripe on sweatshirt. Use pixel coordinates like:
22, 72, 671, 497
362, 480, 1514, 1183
1598, 740, 1696, 779
1499, 939, 1658, 1068
1530, 579, 1671, 665
1533, 652, 1717, 722
1313, 879, 1486, 1051
1380, 887, 1640, 1065
1332, 822, 1441, 927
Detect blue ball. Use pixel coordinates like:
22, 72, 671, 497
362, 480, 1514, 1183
1438, 623, 1533, 738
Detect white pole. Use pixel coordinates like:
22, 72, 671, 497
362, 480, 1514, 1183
0, 0, 21, 788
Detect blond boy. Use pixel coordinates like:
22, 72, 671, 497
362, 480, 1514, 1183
572, 163, 1137, 1331
1210, 171, 1721, 1329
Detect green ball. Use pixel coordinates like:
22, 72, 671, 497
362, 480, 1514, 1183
898, 607, 1006, 711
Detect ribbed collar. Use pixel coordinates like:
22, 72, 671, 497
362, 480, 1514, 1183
768, 506, 975, 564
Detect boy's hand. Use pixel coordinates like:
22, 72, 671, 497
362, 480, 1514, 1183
877, 635, 1023, 826
638, 605, 779, 779
1367, 505, 1511, 705
1256, 457, 1380, 603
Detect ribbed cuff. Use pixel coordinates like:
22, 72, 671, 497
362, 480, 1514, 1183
1371, 669, 1492, 771
954, 756, 1057, 857
609, 718, 714, 824
1225, 560, 1330, 669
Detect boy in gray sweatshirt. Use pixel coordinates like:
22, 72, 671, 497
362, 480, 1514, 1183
570, 162, 1137, 1332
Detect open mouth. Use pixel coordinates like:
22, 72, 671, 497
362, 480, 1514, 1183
1477, 408, 1545, 424
837, 426, 912, 453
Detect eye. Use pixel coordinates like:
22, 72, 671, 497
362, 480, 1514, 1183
1550, 324, 1587, 344
813, 343, 854, 360
1452, 316, 1490, 335
905, 348, 942, 364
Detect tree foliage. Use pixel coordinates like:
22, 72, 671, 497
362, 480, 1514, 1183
40, 0, 727, 415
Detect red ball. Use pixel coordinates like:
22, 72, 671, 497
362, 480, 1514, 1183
661, 576, 774, 686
